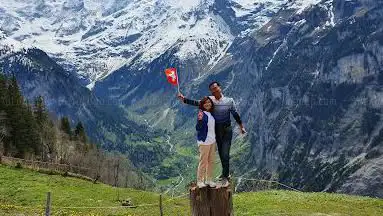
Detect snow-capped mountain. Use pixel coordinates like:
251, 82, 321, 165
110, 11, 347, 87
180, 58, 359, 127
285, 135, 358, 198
0, 0, 323, 89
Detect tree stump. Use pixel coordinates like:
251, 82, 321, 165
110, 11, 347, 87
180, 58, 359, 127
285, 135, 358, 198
190, 184, 234, 216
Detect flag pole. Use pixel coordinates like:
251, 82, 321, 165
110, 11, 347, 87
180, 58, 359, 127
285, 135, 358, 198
176, 68, 180, 94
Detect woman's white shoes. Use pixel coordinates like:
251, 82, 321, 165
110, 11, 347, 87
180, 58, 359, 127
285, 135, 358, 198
197, 181, 207, 188
205, 181, 216, 187
197, 181, 216, 188
197, 181, 217, 188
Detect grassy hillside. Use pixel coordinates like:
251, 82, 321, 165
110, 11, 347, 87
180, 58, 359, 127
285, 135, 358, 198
0, 165, 189, 215
1, 164, 382, 216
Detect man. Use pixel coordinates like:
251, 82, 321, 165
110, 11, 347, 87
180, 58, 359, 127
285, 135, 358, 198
178, 81, 246, 186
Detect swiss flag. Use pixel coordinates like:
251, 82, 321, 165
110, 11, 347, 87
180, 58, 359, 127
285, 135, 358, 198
164, 68, 178, 86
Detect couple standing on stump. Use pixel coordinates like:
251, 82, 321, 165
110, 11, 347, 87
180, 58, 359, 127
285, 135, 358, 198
178, 81, 246, 188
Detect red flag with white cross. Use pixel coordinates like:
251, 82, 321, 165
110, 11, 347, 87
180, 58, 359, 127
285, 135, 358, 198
164, 68, 178, 86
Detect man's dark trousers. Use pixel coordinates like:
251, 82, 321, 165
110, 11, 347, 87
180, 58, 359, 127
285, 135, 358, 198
215, 122, 233, 178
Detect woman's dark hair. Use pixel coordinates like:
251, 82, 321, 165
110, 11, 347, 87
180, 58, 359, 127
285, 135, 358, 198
199, 96, 214, 112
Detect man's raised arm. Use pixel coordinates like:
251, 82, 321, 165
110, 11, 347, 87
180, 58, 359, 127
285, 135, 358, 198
177, 93, 200, 107
230, 98, 247, 134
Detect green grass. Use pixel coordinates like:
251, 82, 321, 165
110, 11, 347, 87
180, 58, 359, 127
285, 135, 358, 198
235, 190, 383, 216
0, 165, 189, 215
1, 164, 382, 216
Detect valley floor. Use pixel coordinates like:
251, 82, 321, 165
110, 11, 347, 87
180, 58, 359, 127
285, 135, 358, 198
0, 165, 382, 216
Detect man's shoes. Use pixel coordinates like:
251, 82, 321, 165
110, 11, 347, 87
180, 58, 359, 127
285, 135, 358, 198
221, 178, 230, 187
205, 180, 217, 188
216, 174, 231, 181
197, 181, 207, 188
219, 178, 230, 187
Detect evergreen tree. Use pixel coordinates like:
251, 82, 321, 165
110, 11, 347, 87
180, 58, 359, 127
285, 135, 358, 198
4, 76, 41, 157
7, 75, 23, 109
60, 116, 72, 137
6, 75, 25, 156
0, 74, 9, 155
0, 74, 7, 111
33, 96, 50, 158
22, 102, 40, 156
74, 121, 89, 154
33, 96, 48, 126
0, 74, 8, 154
74, 121, 87, 144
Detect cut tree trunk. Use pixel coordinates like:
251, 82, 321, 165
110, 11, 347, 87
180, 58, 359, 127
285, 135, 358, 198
190, 185, 234, 216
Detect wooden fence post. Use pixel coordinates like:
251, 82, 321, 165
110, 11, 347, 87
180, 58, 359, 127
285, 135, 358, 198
45, 192, 51, 216
190, 185, 234, 216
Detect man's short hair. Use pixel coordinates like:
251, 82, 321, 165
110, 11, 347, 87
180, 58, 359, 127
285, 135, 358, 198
209, 81, 220, 89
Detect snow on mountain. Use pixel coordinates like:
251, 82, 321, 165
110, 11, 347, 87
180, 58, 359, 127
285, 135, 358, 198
0, 0, 327, 89
1, 0, 230, 87
230, 0, 327, 35
0, 29, 33, 55
231, 0, 286, 19
230, 0, 289, 36
288, 0, 323, 14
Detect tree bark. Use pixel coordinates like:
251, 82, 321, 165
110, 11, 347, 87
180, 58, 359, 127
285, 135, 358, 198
190, 185, 234, 216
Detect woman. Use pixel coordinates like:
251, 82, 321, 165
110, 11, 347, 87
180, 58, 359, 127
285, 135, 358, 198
196, 96, 216, 188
